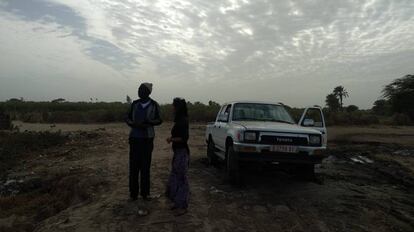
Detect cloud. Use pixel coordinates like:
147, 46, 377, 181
0, 0, 413, 107
0, 10, 127, 101
0, 0, 139, 71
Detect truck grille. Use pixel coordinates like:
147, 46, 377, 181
260, 135, 308, 146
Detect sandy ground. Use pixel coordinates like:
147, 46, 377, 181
1, 122, 414, 232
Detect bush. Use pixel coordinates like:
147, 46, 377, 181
324, 111, 379, 126
391, 113, 411, 125
0, 112, 12, 130
0, 131, 67, 174
21, 112, 44, 123
346, 105, 359, 113
358, 114, 380, 125
372, 99, 392, 116
0, 101, 222, 123
0, 101, 129, 123
383, 74, 414, 120
2, 100, 401, 126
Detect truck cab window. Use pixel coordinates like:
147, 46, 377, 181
302, 108, 324, 127
219, 105, 232, 122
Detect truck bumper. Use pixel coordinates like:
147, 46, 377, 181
233, 142, 327, 164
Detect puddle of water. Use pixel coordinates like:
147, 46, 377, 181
350, 156, 374, 164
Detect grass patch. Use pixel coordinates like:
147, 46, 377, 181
0, 172, 107, 232
0, 131, 67, 176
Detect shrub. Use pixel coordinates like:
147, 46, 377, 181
372, 99, 392, 116
0, 101, 221, 123
391, 113, 411, 125
0, 131, 67, 174
0, 111, 12, 130
346, 105, 359, 113
383, 74, 414, 120
357, 114, 380, 125
324, 111, 380, 126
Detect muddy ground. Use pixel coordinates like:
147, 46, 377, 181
1, 122, 414, 232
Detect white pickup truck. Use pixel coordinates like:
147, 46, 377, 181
205, 101, 327, 181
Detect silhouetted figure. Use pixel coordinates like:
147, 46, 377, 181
166, 98, 190, 216
126, 83, 162, 201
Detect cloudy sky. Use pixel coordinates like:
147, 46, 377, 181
0, 0, 413, 108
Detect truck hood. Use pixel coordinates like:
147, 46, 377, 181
233, 121, 321, 135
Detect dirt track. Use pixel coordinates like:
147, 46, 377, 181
1, 123, 414, 232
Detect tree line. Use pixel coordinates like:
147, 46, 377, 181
0, 99, 221, 123
1, 74, 412, 125
324, 74, 413, 125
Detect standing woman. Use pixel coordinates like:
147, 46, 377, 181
166, 98, 190, 216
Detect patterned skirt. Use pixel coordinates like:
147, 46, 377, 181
166, 148, 190, 209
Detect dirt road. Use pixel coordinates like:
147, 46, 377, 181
1, 123, 414, 232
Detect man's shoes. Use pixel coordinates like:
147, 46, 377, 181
173, 208, 188, 216
170, 204, 178, 210
142, 196, 152, 202
129, 196, 138, 202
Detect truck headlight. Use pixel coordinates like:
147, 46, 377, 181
244, 132, 257, 142
309, 135, 321, 145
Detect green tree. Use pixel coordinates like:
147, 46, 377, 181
372, 99, 391, 115
382, 74, 414, 119
346, 105, 359, 113
7, 98, 23, 103
208, 100, 220, 108
333, 86, 349, 109
325, 93, 340, 112
51, 98, 66, 103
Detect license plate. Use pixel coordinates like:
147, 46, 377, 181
270, 145, 298, 153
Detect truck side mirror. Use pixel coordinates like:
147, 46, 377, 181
303, 118, 315, 127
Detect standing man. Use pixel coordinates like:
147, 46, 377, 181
126, 83, 162, 201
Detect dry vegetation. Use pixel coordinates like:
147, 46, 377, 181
0, 123, 413, 232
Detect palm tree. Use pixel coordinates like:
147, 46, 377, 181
333, 86, 349, 109
325, 93, 340, 112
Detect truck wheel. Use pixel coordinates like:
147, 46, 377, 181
226, 145, 241, 184
207, 138, 218, 166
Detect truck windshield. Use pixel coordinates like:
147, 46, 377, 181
232, 103, 295, 124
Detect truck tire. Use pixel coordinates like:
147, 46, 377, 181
226, 145, 241, 184
207, 138, 218, 166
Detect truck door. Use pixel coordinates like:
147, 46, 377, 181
298, 107, 327, 147
216, 104, 232, 151
211, 105, 225, 144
